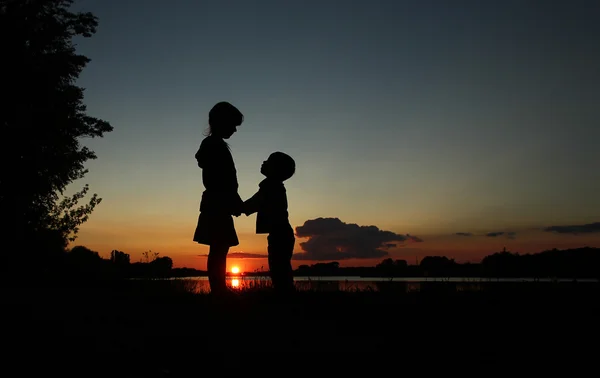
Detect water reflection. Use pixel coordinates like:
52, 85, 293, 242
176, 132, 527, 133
177, 276, 598, 294
186, 277, 455, 293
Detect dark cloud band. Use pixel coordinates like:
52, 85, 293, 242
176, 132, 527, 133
293, 217, 422, 261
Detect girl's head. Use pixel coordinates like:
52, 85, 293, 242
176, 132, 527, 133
207, 102, 244, 139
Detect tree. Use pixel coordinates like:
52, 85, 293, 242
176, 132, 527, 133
68, 245, 102, 263
419, 256, 457, 276
376, 258, 408, 276
141, 250, 160, 263
110, 250, 130, 265
151, 256, 173, 272
0, 0, 113, 262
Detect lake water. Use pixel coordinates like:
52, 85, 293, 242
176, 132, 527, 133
171, 276, 599, 293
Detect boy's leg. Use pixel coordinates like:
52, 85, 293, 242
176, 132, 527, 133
267, 233, 295, 293
267, 252, 279, 289
280, 237, 294, 292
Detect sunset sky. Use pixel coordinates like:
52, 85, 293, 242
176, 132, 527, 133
68, 0, 600, 271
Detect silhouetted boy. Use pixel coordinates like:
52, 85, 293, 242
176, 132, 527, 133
243, 152, 296, 294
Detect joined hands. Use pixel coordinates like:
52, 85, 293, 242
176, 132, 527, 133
233, 203, 249, 217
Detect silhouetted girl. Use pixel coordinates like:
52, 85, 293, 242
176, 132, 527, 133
193, 102, 244, 294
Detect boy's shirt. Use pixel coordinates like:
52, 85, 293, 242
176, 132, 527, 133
243, 178, 291, 234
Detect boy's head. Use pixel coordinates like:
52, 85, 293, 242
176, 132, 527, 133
261, 152, 295, 181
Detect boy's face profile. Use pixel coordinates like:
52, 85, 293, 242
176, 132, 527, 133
261, 152, 294, 180
261, 154, 280, 178
260, 157, 272, 177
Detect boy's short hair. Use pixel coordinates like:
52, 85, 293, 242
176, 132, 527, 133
269, 152, 295, 181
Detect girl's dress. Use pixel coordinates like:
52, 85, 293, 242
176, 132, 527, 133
193, 135, 243, 247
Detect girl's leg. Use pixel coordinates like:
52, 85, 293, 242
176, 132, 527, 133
207, 244, 229, 294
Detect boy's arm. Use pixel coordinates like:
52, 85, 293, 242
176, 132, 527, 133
243, 189, 263, 216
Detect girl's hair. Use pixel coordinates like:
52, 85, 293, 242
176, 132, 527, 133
205, 101, 244, 136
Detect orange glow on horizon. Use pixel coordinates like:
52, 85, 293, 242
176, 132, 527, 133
74, 223, 600, 270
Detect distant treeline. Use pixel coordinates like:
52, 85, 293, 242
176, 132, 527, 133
11, 246, 600, 280
13, 246, 181, 280
288, 247, 600, 279
64, 247, 176, 279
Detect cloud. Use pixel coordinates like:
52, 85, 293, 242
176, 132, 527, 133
197, 252, 267, 259
544, 222, 600, 235
293, 217, 423, 261
485, 231, 517, 239
454, 231, 517, 239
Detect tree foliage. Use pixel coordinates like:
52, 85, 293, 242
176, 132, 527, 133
0, 0, 113, 255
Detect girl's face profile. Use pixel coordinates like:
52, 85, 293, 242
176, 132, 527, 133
218, 122, 239, 139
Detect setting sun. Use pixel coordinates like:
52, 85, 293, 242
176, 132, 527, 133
231, 266, 240, 274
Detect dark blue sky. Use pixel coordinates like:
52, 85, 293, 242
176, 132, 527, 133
69, 0, 600, 264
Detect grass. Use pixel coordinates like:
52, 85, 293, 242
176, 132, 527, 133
2, 277, 598, 374
113, 275, 600, 296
